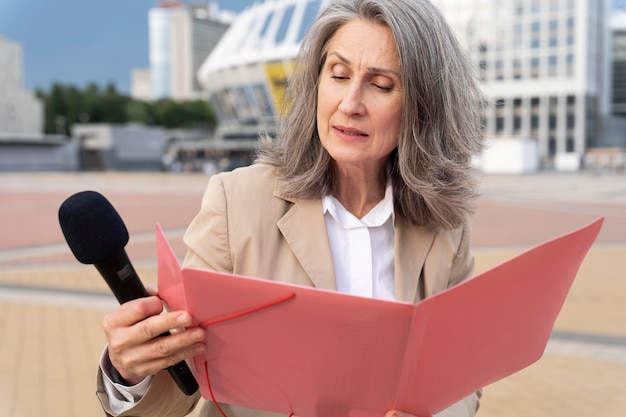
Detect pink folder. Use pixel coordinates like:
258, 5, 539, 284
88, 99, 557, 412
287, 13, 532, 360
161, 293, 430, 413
157, 217, 604, 417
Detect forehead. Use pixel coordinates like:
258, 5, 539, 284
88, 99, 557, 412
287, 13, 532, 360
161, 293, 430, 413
326, 19, 400, 69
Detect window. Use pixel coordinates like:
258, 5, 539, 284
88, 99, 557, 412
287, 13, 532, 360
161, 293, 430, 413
513, 99, 522, 132
548, 138, 557, 156
297, 1, 321, 42
567, 96, 576, 129
549, 97, 558, 129
258, 11, 274, 39
548, 55, 558, 76
275, 5, 295, 44
531, 97, 540, 129
566, 54, 575, 76
513, 59, 522, 79
567, 17, 575, 29
495, 98, 505, 133
531, 0, 541, 13
530, 56, 540, 77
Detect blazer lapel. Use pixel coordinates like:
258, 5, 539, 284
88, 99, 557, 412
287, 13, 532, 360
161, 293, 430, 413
394, 216, 435, 303
276, 195, 337, 291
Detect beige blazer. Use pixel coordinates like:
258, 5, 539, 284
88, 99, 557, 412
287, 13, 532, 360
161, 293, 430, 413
96, 163, 480, 417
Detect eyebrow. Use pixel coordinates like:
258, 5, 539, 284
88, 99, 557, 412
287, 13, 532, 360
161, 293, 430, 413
328, 51, 401, 77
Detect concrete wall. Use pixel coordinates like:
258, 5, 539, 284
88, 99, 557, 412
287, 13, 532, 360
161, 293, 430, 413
0, 138, 79, 172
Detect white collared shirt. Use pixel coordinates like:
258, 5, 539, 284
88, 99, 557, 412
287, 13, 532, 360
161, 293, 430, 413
322, 181, 395, 301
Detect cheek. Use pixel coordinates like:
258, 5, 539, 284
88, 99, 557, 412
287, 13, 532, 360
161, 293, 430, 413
317, 81, 330, 109
316, 85, 334, 129
378, 107, 402, 143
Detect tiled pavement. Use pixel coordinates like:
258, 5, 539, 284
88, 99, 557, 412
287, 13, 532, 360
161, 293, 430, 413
0, 171, 624, 417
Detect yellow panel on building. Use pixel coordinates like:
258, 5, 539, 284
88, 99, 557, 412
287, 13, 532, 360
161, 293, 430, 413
265, 60, 295, 114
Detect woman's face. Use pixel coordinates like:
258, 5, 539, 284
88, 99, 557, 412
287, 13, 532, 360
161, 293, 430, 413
317, 19, 403, 174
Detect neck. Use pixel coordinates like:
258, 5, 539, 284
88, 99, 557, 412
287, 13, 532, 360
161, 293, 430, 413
332, 165, 387, 219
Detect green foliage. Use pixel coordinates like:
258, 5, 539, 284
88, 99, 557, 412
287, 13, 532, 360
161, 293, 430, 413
37, 82, 217, 135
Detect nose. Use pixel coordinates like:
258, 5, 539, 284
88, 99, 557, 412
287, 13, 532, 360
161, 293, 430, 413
337, 82, 365, 116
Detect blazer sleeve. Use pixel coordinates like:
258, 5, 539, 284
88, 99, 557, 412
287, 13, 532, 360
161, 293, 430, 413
96, 368, 200, 417
434, 391, 482, 417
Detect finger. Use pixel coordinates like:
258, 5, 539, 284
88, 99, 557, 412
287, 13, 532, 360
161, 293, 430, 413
144, 325, 206, 359
114, 328, 206, 377
137, 309, 195, 340
105, 306, 195, 361
120, 341, 206, 379
103, 296, 164, 332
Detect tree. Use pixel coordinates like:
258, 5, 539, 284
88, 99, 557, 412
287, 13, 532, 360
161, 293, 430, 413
126, 99, 155, 125
38, 82, 217, 135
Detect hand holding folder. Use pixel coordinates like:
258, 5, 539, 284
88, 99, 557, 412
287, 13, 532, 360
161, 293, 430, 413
157, 218, 604, 417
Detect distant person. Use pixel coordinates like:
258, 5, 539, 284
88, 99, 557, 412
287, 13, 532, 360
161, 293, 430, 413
96, 0, 485, 416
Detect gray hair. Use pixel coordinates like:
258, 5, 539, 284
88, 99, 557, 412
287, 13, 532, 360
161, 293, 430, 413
256, 0, 485, 230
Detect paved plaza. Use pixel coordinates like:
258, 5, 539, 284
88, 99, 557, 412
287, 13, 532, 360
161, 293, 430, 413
0, 170, 625, 417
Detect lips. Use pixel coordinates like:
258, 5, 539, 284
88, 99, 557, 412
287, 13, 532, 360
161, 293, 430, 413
333, 125, 368, 140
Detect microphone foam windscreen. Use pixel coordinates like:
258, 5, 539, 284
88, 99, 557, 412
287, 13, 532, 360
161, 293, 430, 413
58, 190, 130, 264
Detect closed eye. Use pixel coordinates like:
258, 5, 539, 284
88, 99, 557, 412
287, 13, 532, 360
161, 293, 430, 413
373, 83, 393, 92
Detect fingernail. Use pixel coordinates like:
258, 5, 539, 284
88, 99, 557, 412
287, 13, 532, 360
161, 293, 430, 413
176, 313, 190, 325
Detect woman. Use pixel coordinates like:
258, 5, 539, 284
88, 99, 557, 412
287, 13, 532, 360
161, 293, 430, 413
97, 0, 485, 416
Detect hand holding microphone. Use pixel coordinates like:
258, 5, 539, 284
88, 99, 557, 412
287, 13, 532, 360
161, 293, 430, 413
101, 287, 205, 387
58, 190, 201, 395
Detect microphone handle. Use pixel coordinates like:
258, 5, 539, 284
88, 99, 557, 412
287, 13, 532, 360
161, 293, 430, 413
96, 251, 199, 396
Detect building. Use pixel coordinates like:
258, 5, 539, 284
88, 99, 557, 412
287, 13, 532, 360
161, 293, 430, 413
71, 124, 170, 171
436, 0, 611, 171
130, 68, 152, 101
195, 0, 612, 172
184, 0, 323, 171
611, 9, 626, 116
197, 0, 326, 128
0, 35, 44, 135
148, 1, 234, 101
0, 134, 78, 172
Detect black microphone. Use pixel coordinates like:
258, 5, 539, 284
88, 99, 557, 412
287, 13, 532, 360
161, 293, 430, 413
58, 190, 198, 396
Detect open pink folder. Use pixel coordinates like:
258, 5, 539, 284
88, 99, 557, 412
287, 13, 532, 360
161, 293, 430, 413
157, 217, 603, 417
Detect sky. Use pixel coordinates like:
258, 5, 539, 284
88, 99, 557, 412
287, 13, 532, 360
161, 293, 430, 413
0, 0, 255, 94
1, 0, 626, 95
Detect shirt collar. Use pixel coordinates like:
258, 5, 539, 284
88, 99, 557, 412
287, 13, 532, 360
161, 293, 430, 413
323, 180, 394, 228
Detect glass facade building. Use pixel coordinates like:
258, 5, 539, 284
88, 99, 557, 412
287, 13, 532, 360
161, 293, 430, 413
197, 0, 326, 130
149, 2, 230, 101
149, 7, 172, 100
612, 10, 626, 116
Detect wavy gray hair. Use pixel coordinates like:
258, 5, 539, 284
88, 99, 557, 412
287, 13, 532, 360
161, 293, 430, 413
256, 0, 485, 230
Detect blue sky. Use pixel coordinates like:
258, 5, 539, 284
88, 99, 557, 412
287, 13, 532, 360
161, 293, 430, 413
0, 0, 255, 94
1, 0, 625, 95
